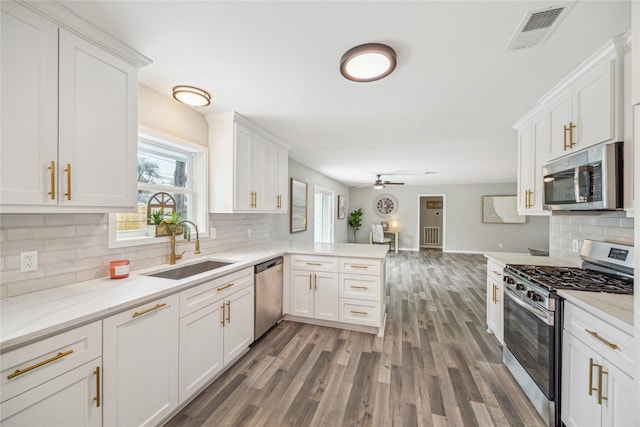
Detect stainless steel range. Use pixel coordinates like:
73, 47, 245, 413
502, 240, 634, 427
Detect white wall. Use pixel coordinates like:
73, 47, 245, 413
276, 159, 350, 243
349, 183, 549, 253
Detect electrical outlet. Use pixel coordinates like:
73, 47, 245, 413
572, 239, 579, 253
248, 229, 252, 238
21, 251, 38, 272
210, 227, 216, 239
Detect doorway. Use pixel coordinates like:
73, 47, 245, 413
314, 186, 334, 243
418, 195, 445, 250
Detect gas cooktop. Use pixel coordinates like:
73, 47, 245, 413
505, 265, 633, 295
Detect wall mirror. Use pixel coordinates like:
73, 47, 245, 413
290, 178, 308, 233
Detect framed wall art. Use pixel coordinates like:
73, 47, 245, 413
482, 195, 526, 224
290, 178, 308, 233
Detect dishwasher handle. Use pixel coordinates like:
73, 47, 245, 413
255, 257, 283, 274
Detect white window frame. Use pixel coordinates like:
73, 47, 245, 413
108, 126, 208, 249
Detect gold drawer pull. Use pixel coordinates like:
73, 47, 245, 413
48, 160, 55, 199
350, 265, 368, 269
350, 310, 369, 315
491, 270, 502, 277
132, 303, 166, 318
585, 329, 618, 350
350, 285, 369, 290
7, 349, 74, 379
93, 366, 101, 407
64, 163, 71, 200
217, 283, 235, 292
305, 262, 321, 266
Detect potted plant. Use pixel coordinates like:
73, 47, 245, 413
162, 211, 183, 236
348, 208, 363, 243
147, 208, 165, 236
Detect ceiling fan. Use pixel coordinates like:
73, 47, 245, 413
371, 174, 405, 189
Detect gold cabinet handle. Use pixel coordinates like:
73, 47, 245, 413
132, 303, 166, 318
314, 273, 317, 290
350, 265, 369, 269
309, 273, 312, 290
350, 310, 368, 315
588, 358, 598, 396
217, 283, 235, 292
7, 349, 74, 379
598, 365, 608, 405
48, 160, 55, 200
568, 121, 576, 149
64, 163, 71, 200
93, 366, 101, 407
220, 303, 225, 326
585, 329, 618, 350
350, 285, 369, 290
226, 301, 231, 323
563, 124, 569, 150
276, 194, 282, 209
491, 270, 502, 277
305, 262, 321, 266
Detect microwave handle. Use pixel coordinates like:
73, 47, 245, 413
574, 166, 593, 202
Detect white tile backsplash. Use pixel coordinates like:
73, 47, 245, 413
549, 212, 634, 257
1, 212, 278, 297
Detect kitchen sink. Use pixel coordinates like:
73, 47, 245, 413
146, 260, 234, 280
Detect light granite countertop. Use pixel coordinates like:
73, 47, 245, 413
0, 241, 388, 353
558, 289, 634, 335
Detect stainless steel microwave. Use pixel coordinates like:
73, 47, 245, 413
542, 141, 623, 211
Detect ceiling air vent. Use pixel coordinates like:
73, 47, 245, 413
506, 3, 574, 52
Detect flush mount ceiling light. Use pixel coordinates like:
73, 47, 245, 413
172, 85, 211, 107
340, 43, 397, 82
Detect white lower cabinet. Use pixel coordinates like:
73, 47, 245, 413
291, 269, 339, 321
103, 294, 180, 427
485, 259, 504, 344
562, 302, 635, 427
0, 321, 102, 427
178, 268, 254, 404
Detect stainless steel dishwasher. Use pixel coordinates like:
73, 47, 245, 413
254, 257, 283, 341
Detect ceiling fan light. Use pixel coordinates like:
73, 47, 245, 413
340, 43, 396, 82
172, 85, 211, 107
373, 183, 384, 190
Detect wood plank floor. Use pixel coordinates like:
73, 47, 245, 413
165, 249, 545, 427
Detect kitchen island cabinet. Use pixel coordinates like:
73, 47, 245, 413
0, 1, 149, 213
290, 255, 340, 321
103, 294, 179, 427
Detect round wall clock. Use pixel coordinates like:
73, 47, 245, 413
374, 194, 398, 217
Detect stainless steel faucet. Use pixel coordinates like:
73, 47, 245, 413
169, 220, 200, 265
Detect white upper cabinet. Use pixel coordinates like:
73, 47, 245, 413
515, 110, 550, 215
0, 1, 150, 213
207, 112, 290, 213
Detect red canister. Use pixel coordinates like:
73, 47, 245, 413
110, 260, 130, 279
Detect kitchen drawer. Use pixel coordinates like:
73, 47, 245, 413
339, 274, 380, 301
290, 255, 339, 272
487, 259, 504, 282
563, 302, 634, 375
339, 298, 381, 327
339, 258, 381, 276
1, 320, 102, 402
180, 267, 253, 317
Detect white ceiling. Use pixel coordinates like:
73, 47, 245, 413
60, 1, 631, 188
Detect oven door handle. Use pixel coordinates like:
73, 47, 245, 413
504, 287, 552, 325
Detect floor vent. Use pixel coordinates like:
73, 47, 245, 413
424, 227, 440, 246
506, 3, 573, 52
